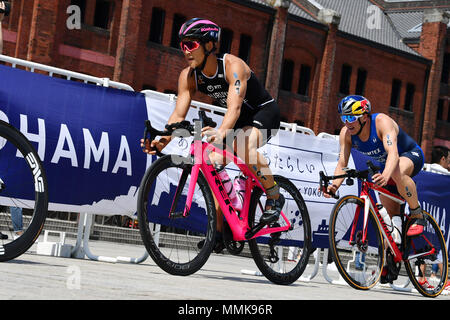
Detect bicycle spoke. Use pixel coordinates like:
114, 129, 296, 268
248, 175, 311, 285
137, 155, 216, 276
329, 196, 384, 290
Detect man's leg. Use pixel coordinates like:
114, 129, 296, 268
233, 126, 283, 224
390, 157, 424, 235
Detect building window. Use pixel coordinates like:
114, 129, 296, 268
238, 34, 252, 64
149, 7, 165, 44
280, 59, 294, 91
355, 68, 367, 95
297, 64, 311, 96
390, 79, 402, 108
294, 119, 305, 127
142, 84, 157, 91
442, 53, 449, 84
170, 14, 186, 48
448, 103, 450, 123
93, 0, 112, 29
437, 99, 444, 120
71, 0, 86, 23
219, 28, 233, 54
404, 83, 415, 111
339, 64, 352, 95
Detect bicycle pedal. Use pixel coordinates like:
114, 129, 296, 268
169, 211, 188, 219
245, 222, 265, 239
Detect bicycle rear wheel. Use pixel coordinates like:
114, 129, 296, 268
248, 175, 312, 285
403, 210, 448, 298
0, 120, 48, 262
329, 195, 384, 290
137, 155, 217, 276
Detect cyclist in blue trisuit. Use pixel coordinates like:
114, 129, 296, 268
141, 18, 283, 249
324, 95, 426, 237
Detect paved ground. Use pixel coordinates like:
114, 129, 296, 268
1, 236, 449, 304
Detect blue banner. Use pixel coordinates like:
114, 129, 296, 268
0, 65, 148, 215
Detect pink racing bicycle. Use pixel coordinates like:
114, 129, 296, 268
137, 110, 311, 285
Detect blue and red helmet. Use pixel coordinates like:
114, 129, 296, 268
179, 18, 221, 43
338, 95, 371, 115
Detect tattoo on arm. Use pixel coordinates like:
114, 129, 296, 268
386, 134, 392, 146
234, 79, 241, 95
233, 72, 241, 95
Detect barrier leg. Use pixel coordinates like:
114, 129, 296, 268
73, 213, 149, 264
321, 248, 347, 285
299, 248, 320, 282
389, 278, 412, 292
71, 213, 86, 258
81, 213, 117, 263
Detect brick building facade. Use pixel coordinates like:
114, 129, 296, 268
1, 0, 449, 161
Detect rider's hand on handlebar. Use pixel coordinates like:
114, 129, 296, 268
201, 126, 225, 144
323, 184, 338, 199
140, 138, 169, 155
372, 173, 388, 187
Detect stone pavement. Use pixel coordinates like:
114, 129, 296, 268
1, 237, 449, 303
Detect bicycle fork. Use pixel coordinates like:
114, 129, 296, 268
168, 164, 195, 219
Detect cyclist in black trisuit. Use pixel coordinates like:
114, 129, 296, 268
141, 18, 283, 247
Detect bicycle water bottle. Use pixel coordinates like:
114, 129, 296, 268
216, 165, 242, 211
391, 215, 402, 244
377, 202, 392, 228
233, 174, 247, 206
376, 203, 401, 244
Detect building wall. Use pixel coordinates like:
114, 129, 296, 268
1, 0, 448, 159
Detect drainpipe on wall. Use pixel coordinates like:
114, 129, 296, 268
418, 64, 431, 147
264, 0, 291, 101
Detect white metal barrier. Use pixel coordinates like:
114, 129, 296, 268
0, 54, 133, 91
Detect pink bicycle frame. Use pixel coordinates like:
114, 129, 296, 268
181, 139, 291, 241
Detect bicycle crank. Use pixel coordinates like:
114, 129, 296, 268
266, 223, 281, 263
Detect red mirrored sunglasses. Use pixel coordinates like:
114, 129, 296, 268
180, 40, 201, 52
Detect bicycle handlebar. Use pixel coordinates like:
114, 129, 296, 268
319, 160, 381, 199
142, 110, 217, 157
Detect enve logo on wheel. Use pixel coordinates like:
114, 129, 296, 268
25, 152, 45, 193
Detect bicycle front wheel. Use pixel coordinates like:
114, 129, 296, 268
137, 155, 217, 276
403, 210, 448, 298
248, 175, 312, 285
329, 195, 384, 290
0, 120, 48, 262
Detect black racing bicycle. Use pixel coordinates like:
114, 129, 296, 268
0, 120, 48, 261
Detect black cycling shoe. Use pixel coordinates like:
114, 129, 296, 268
260, 193, 285, 225
197, 232, 224, 254
0, 232, 8, 240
